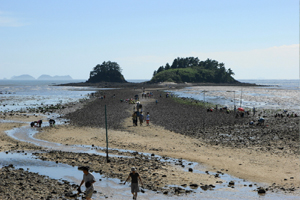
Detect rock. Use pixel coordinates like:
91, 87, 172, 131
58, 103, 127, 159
228, 181, 235, 186
189, 183, 198, 188
200, 185, 209, 191
257, 188, 266, 194
188, 168, 193, 172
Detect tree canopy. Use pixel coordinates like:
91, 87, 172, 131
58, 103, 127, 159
151, 57, 237, 83
87, 61, 126, 83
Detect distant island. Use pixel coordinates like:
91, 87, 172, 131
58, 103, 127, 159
150, 57, 238, 83
37, 75, 73, 80
10, 74, 73, 80
86, 61, 126, 83
11, 74, 36, 80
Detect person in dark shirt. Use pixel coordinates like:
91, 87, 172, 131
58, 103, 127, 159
37, 120, 42, 127
124, 167, 144, 199
49, 119, 55, 127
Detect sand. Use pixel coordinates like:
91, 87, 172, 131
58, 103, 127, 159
35, 98, 300, 191
1, 87, 299, 198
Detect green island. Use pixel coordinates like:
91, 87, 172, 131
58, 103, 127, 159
150, 57, 237, 83
87, 61, 126, 83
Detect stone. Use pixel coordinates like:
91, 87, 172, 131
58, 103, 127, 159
228, 181, 235, 186
258, 188, 266, 194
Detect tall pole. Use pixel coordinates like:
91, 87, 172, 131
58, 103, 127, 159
105, 105, 109, 163
202, 90, 208, 130
227, 90, 236, 113
234, 91, 236, 113
240, 88, 243, 107
204, 92, 205, 130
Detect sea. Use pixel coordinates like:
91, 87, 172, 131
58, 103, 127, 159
0, 79, 299, 113
166, 79, 299, 112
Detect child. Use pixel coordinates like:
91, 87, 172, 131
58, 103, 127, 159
146, 112, 150, 126
79, 166, 96, 200
139, 112, 144, 126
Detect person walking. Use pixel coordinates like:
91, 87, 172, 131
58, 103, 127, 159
146, 112, 150, 126
139, 112, 144, 126
124, 167, 144, 200
79, 166, 96, 200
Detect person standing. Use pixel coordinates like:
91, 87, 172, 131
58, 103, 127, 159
124, 167, 144, 200
139, 112, 144, 126
79, 166, 96, 200
132, 112, 138, 126
146, 112, 150, 126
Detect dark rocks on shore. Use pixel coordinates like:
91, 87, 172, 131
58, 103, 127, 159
257, 187, 266, 194
145, 91, 299, 156
65, 90, 138, 129
64, 89, 299, 157
0, 165, 77, 199
32, 150, 195, 195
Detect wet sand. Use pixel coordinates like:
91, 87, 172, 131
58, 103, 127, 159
0, 114, 44, 152
35, 89, 300, 193
1, 86, 299, 198
36, 114, 300, 193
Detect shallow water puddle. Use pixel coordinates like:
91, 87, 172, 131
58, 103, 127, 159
2, 121, 300, 199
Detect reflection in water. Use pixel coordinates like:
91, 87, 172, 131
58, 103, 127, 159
2, 122, 300, 199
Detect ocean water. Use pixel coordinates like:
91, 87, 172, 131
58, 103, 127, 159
1, 79, 299, 113
239, 79, 300, 90
169, 79, 300, 112
0, 80, 97, 112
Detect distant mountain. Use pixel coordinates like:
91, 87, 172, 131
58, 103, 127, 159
37, 75, 73, 80
11, 74, 35, 80
10, 74, 73, 80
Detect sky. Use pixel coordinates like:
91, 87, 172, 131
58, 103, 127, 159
0, 0, 299, 80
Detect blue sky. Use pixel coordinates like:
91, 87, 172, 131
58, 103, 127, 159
0, 0, 298, 80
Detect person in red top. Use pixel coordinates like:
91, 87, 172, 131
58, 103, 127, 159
124, 167, 144, 199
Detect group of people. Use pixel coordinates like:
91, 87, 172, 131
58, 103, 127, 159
275, 112, 298, 118
132, 111, 150, 126
30, 119, 56, 128
30, 120, 42, 127
79, 166, 143, 200
141, 92, 153, 98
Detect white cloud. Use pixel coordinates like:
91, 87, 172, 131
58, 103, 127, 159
188, 44, 299, 79
0, 11, 28, 27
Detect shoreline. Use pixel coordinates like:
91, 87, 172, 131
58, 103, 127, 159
0, 86, 299, 198
36, 89, 299, 193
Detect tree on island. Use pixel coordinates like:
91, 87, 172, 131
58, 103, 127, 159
151, 57, 237, 83
87, 61, 127, 83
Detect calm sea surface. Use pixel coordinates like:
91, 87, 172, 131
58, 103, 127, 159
0, 79, 299, 112
0, 80, 96, 112
169, 79, 300, 112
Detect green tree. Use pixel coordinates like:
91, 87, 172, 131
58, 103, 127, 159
165, 63, 171, 70
87, 61, 126, 83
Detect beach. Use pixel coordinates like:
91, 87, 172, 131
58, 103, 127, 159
0, 82, 299, 199
36, 90, 300, 189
